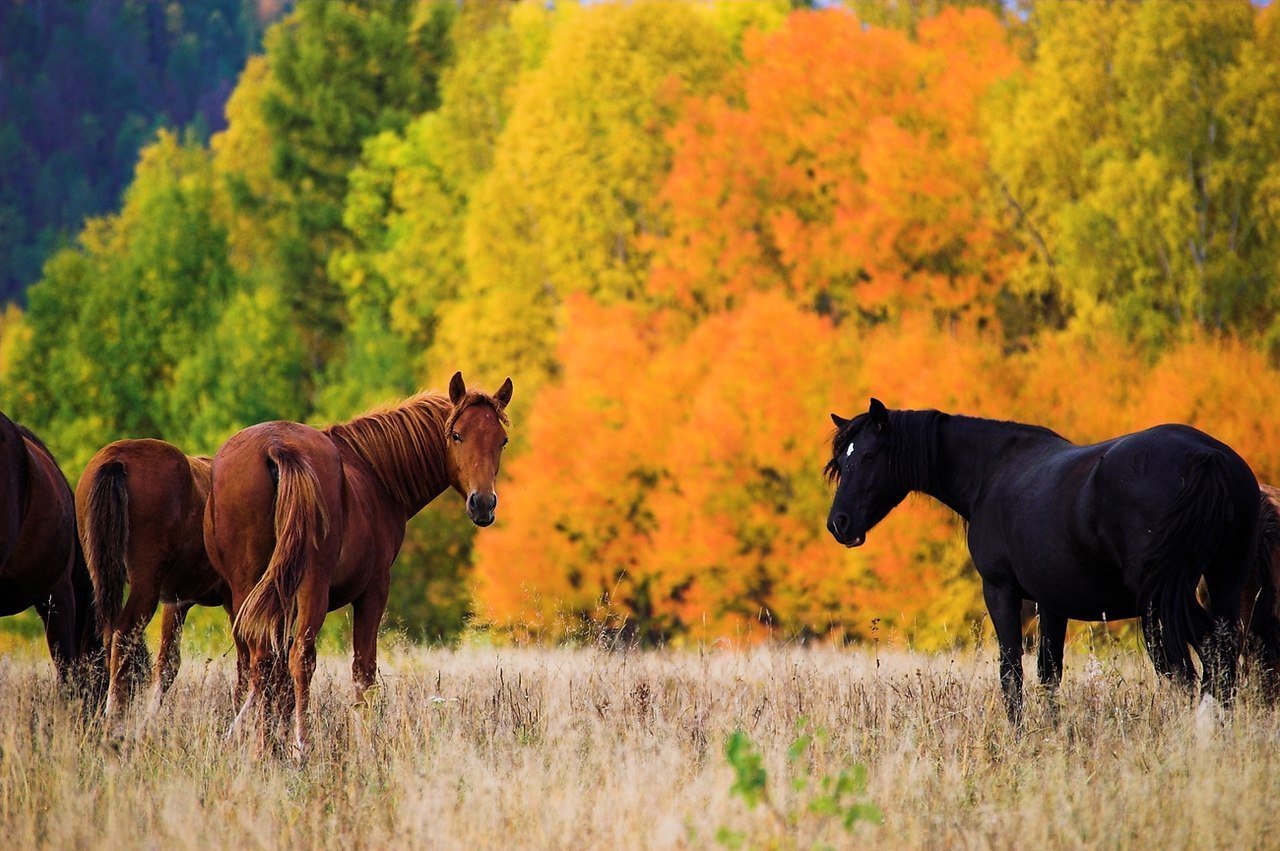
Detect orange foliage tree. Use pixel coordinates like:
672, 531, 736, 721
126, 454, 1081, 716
649, 7, 1019, 325
475, 294, 1012, 646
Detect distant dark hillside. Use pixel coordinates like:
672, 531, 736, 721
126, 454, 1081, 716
0, 0, 286, 302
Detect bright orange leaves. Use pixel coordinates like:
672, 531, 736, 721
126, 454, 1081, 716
650, 8, 1018, 323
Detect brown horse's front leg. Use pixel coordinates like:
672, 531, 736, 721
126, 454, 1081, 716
351, 581, 388, 706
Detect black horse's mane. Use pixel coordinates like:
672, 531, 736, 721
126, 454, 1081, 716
825, 409, 1062, 491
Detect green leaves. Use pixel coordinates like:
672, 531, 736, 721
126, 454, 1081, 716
725, 729, 770, 810
720, 723, 881, 848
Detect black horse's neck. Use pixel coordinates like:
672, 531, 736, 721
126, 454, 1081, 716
892, 410, 1064, 522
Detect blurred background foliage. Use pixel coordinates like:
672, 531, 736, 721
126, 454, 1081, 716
3, 0, 1280, 649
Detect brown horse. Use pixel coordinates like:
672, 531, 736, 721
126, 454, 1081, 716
1243, 483, 1280, 699
77, 439, 237, 736
206, 372, 513, 757
0, 411, 101, 687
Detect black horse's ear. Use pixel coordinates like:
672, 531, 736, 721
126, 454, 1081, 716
449, 371, 467, 406
494, 377, 514, 409
830, 412, 851, 429
869, 398, 888, 430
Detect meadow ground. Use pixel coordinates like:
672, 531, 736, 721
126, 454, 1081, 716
1, 632, 1279, 850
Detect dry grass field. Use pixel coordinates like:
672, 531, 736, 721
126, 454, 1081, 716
2, 637, 1279, 850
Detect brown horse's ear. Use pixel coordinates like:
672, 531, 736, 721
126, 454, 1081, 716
494, 377, 514, 409
831, 413, 851, 429
869, 398, 888, 431
449, 371, 467, 406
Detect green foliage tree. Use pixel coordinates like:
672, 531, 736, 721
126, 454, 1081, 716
988, 0, 1280, 345
168, 283, 310, 454
258, 0, 456, 358
1, 131, 234, 472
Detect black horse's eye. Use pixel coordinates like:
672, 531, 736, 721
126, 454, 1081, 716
450, 431, 462, 443
862, 452, 874, 462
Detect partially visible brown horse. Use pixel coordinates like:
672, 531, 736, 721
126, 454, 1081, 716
77, 439, 237, 736
206, 372, 513, 757
0, 411, 101, 687
1243, 483, 1280, 699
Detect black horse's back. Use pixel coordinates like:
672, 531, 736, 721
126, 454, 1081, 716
1091, 425, 1259, 685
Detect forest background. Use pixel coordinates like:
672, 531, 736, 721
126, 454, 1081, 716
2, 0, 1280, 649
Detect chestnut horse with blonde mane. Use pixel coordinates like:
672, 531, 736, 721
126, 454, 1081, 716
206, 372, 512, 757
0, 411, 101, 689
77, 439, 237, 737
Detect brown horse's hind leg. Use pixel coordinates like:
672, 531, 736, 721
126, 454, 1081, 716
142, 602, 191, 727
103, 583, 159, 737
227, 643, 268, 748
351, 581, 388, 706
289, 576, 329, 761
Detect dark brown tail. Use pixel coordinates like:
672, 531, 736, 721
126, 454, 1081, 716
232, 444, 329, 653
83, 460, 128, 638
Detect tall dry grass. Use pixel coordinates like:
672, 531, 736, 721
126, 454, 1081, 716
0, 640, 1277, 849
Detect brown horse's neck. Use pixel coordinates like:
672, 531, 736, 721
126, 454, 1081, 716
323, 394, 453, 516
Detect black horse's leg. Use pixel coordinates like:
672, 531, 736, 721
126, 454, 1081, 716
35, 580, 78, 685
1202, 571, 1245, 709
984, 581, 1025, 726
1037, 609, 1068, 724
1140, 614, 1179, 684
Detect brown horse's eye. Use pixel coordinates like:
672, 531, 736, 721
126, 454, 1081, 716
450, 431, 462, 443
502, 437, 509, 447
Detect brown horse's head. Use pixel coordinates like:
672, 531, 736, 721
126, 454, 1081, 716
445, 371, 513, 527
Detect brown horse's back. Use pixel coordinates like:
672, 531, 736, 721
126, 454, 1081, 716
77, 439, 218, 625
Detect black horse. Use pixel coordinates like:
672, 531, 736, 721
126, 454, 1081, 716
825, 399, 1265, 723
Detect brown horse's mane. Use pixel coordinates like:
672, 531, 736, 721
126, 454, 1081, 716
322, 390, 509, 509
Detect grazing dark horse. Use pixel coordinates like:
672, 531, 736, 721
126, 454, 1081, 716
77, 439, 236, 736
825, 399, 1264, 724
206, 372, 512, 757
0, 411, 101, 687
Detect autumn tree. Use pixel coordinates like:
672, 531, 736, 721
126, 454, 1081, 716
329, 0, 562, 381
988, 0, 1280, 345
651, 7, 1019, 326
430, 0, 735, 402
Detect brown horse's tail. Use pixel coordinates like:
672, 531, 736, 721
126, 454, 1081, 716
232, 444, 329, 654
83, 460, 129, 637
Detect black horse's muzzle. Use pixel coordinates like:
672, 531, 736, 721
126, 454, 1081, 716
467, 491, 497, 527
827, 512, 865, 548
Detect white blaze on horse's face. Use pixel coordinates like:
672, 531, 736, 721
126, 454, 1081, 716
846, 443, 855, 458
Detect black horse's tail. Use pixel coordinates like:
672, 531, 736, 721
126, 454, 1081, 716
1138, 452, 1236, 688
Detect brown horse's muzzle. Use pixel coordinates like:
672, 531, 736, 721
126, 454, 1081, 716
467, 491, 497, 527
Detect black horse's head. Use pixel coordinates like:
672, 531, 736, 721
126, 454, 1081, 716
824, 398, 908, 548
